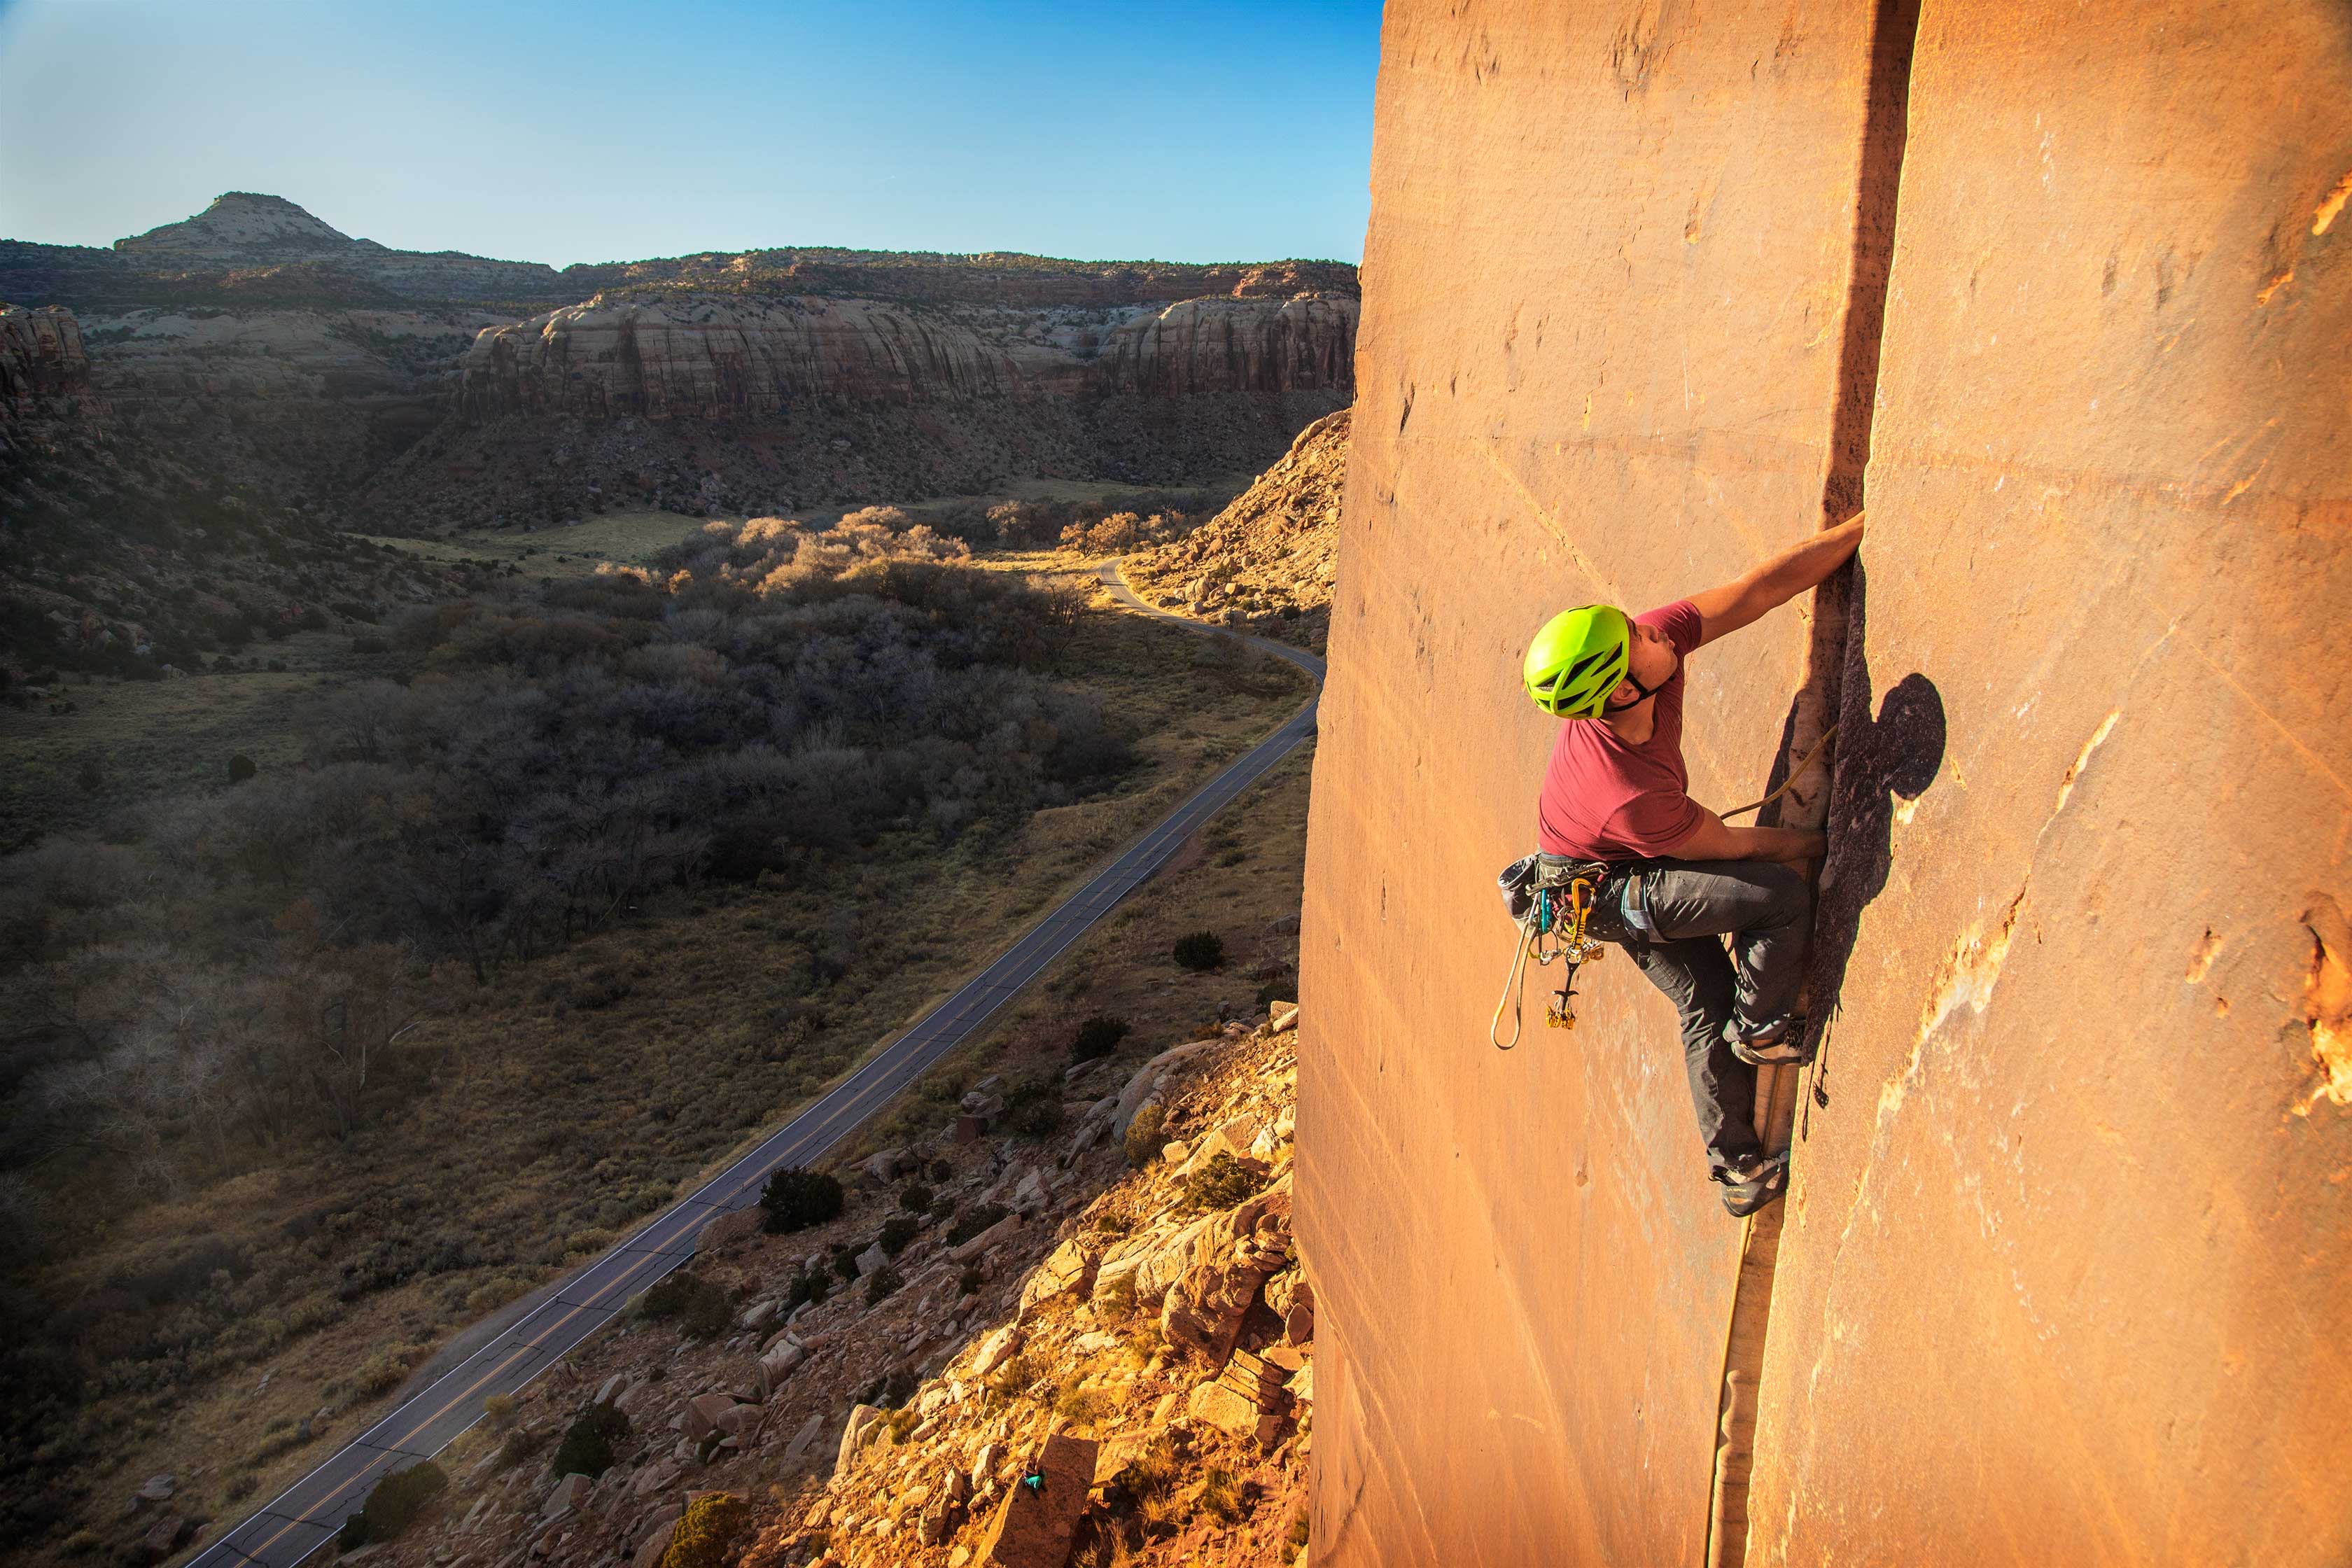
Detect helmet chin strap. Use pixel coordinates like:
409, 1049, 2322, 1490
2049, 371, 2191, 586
1604, 669, 1667, 713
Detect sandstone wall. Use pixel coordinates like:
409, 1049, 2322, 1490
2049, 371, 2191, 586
0, 304, 97, 424
1746, 8, 2352, 1564
454, 292, 1359, 419
1301, 3, 2351, 1564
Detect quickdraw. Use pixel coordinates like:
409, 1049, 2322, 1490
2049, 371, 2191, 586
1491, 858, 1612, 1050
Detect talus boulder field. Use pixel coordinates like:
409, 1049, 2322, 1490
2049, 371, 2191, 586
1300, 3, 2351, 1566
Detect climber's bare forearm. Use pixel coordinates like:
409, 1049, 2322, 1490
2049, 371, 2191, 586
1688, 514, 1865, 646
1670, 810, 1827, 865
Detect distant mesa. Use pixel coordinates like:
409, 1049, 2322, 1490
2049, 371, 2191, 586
4, 192, 1359, 529
113, 190, 360, 258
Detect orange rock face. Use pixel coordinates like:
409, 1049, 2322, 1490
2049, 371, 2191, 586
1301, 3, 2351, 1564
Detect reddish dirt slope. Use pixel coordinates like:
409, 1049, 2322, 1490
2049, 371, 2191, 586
1124, 409, 1347, 652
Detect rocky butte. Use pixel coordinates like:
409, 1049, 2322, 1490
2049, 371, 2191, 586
0, 192, 1357, 526
1300, 4, 2350, 1566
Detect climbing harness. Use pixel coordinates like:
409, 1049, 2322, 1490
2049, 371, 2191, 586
1491, 855, 1615, 1049
1490, 724, 1841, 1052
1717, 722, 1839, 822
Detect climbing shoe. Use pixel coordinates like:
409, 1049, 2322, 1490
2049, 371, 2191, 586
1715, 1152, 1790, 1217
1726, 1013, 1813, 1069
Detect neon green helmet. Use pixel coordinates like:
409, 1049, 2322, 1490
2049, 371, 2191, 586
1522, 605, 1631, 718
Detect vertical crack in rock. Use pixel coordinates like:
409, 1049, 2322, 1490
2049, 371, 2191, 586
1703, 2, 1921, 1564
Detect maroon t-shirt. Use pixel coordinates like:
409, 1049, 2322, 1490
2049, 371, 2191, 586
1536, 599, 1705, 860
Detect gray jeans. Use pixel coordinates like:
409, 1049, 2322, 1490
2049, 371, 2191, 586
1604, 859, 1813, 1174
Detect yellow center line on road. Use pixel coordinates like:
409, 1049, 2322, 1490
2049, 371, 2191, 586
239, 1236, 685, 1558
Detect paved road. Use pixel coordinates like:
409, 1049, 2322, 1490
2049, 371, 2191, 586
189, 564, 1320, 1567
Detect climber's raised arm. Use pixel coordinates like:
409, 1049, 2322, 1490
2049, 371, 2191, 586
1687, 513, 1865, 648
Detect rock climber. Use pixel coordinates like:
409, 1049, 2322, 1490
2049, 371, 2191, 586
1520, 515, 1864, 1217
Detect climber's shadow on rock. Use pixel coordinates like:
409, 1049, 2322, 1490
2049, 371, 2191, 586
1784, 564, 1945, 1130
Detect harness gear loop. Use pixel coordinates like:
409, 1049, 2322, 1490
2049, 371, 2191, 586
1490, 862, 1611, 1049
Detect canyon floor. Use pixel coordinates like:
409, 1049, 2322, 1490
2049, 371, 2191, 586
6, 519, 1317, 1567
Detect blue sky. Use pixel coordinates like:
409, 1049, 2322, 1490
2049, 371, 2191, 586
0, 0, 1380, 266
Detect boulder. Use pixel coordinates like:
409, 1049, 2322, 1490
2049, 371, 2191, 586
631, 1516, 680, 1568
1088, 1253, 1147, 1321
1268, 1002, 1299, 1034
1175, 1115, 1256, 1177
134, 1474, 175, 1507
859, 1147, 911, 1182
855, 1241, 888, 1278
715, 1402, 766, 1441
1110, 1042, 1221, 1138
137, 1514, 194, 1560
758, 1342, 805, 1396
543, 1471, 593, 1521
971, 1326, 1024, 1378
696, 1208, 764, 1252
779, 1411, 827, 1469
1016, 1240, 1101, 1318
969, 1433, 1098, 1567
834, 1403, 883, 1479
630, 1458, 683, 1499
1161, 1187, 1294, 1364
681, 1393, 738, 1443
951, 1212, 1023, 1263
1132, 1216, 1214, 1310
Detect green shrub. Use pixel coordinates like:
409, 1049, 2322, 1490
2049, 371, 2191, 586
957, 1264, 984, 1297
659, 1492, 751, 1568
881, 1364, 920, 1406
988, 1350, 1037, 1400
760, 1167, 846, 1233
946, 1203, 1009, 1247
786, 1268, 831, 1310
494, 1426, 546, 1471
352, 1344, 414, 1395
1124, 1103, 1167, 1168
482, 1394, 517, 1427
227, 753, 258, 783
1004, 1074, 1065, 1138
1254, 980, 1289, 1011
830, 1245, 861, 1282
877, 1216, 918, 1256
548, 1401, 630, 1478
1172, 931, 1225, 972
1183, 1152, 1267, 1213
865, 1264, 904, 1306
1069, 1013, 1130, 1062
927, 1157, 954, 1183
1202, 1466, 1242, 1524
897, 1184, 934, 1214
337, 1460, 446, 1548
636, 1272, 732, 1339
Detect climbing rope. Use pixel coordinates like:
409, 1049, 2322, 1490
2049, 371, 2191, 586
1717, 722, 1838, 822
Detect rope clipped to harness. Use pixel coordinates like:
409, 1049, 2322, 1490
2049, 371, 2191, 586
1491, 856, 1611, 1050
